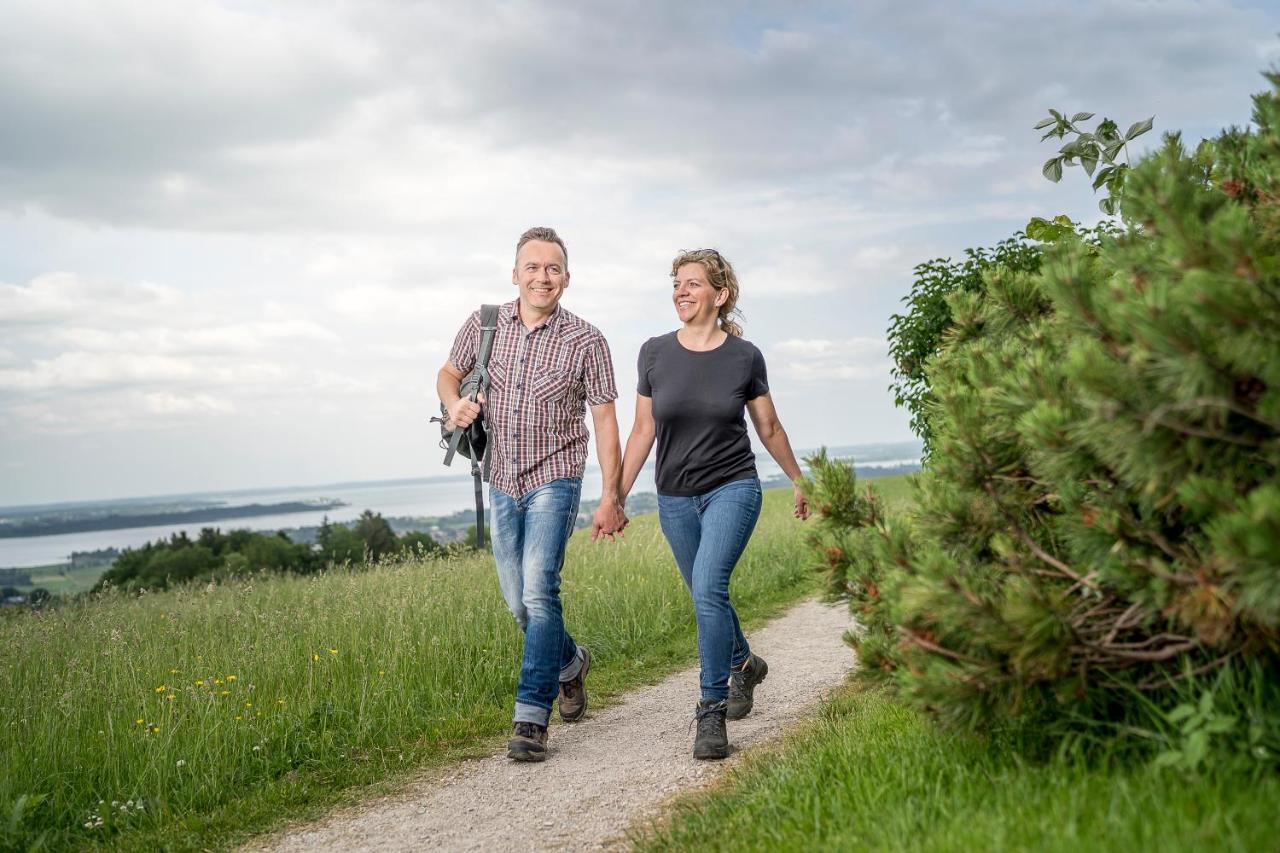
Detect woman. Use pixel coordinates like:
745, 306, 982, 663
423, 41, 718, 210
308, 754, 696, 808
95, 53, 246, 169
620, 248, 809, 760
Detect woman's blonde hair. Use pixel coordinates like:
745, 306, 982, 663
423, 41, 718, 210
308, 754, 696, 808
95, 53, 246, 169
670, 248, 743, 337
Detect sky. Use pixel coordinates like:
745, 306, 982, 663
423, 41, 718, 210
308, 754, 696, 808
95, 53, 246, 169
2, 0, 1279, 506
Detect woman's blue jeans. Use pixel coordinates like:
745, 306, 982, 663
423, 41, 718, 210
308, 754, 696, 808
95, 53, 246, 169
490, 478, 585, 728
657, 477, 763, 701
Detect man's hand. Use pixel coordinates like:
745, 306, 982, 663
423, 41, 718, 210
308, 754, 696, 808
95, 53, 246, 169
447, 392, 485, 429
591, 500, 628, 542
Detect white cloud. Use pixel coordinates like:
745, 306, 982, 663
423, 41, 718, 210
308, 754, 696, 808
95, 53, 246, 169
0, 273, 180, 326
143, 391, 234, 415
770, 337, 892, 383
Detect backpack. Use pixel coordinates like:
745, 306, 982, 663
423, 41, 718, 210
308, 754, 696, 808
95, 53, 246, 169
432, 304, 499, 549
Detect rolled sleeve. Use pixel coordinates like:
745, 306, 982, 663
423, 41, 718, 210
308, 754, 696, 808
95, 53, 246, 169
583, 335, 618, 406
447, 311, 481, 374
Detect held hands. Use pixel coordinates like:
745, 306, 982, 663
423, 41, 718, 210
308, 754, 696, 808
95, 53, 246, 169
446, 391, 485, 429
793, 484, 810, 520
591, 499, 629, 542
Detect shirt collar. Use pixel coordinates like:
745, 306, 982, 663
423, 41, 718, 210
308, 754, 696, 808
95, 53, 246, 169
502, 298, 562, 333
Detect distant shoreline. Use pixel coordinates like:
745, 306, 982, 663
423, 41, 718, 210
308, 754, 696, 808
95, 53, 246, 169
0, 500, 348, 539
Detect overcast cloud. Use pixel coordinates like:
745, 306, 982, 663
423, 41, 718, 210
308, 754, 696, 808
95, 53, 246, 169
1, 0, 1278, 503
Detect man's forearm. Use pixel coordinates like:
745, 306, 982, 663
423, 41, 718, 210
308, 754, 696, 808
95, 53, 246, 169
592, 405, 623, 503
436, 366, 462, 407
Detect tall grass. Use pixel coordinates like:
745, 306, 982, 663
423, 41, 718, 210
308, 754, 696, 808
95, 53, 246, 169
0, 486, 820, 851
635, 687, 1280, 852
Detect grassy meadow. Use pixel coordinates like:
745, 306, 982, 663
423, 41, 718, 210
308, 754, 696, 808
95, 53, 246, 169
635, 687, 1280, 852
0, 483, 845, 851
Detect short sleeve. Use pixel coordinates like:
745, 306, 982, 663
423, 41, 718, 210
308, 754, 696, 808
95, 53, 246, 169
747, 345, 769, 400
447, 311, 481, 374
582, 334, 618, 406
636, 340, 652, 396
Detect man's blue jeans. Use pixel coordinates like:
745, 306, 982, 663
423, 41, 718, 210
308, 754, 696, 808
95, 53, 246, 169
490, 478, 585, 727
657, 477, 763, 701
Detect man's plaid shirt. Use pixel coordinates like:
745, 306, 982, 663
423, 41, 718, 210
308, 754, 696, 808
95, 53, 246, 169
448, 299, 618, 498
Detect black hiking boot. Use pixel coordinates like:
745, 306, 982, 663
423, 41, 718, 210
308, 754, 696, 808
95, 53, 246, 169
693, 699, 729, 760
727, 653, 768, 720
558, 646, 591, 723
507, 721, 548, 762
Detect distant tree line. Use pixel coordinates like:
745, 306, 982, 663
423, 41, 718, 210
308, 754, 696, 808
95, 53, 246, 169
94, 510, 459, 593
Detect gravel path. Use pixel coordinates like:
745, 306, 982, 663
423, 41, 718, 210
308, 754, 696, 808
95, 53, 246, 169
253, 598, 854, 852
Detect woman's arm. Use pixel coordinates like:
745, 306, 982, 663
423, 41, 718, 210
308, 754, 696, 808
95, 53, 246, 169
620, 394, 657, 503
746, 393, 810, 519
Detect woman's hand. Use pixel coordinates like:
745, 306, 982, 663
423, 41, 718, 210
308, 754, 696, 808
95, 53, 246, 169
793, 484, 810, 520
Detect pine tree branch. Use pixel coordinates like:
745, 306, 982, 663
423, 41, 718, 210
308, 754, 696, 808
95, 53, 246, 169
982, 482, 1100, 591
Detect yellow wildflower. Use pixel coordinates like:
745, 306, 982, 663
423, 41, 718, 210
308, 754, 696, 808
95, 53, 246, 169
195, 680, 204, 687
227, 675, 237, 682
312, 654, 320, 662
219, 690, 230, 697
154, 686, 165, 693
135, 719, 144, 725
166, 695, 175, 701
329, 649, 338, 656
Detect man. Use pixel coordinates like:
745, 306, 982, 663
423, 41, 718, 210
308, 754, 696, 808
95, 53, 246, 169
437, 226, 627, 762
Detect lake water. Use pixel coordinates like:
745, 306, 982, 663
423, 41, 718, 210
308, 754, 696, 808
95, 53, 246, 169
0, 446, 918, 568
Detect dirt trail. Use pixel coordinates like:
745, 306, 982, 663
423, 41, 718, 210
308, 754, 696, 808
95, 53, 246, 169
253, 598, 854, 852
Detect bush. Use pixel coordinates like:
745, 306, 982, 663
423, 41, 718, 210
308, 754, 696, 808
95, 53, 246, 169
808, 74, 1280, 762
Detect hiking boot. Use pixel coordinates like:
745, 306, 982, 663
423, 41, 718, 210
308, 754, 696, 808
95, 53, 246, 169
507, 721, 548, 762
727, 653, 768, 720
693, 699, 729, 760
558, 646, 591, 723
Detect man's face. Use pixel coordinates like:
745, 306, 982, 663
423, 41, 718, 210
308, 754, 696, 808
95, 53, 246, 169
512, 240, 569, 312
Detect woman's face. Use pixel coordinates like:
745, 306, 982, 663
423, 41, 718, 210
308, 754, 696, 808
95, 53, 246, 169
672, 262, 721, 325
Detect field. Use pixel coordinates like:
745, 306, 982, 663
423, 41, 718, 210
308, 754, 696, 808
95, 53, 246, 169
0, 482, 841, 851
635, 687, 1280, 852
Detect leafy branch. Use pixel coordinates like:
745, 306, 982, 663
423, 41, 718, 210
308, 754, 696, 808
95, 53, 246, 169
1036, 110, 1154, 214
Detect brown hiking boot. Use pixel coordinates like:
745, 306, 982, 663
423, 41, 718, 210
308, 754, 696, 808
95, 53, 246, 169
727, 653, 768, 720
558, 646, 591, 723
507, 721, 548, 762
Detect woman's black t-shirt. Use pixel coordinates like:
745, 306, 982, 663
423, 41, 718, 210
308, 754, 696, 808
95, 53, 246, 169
637, 331, 770, 496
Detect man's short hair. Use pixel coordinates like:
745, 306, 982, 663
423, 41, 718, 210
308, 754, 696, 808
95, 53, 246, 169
515, 226, 568, 268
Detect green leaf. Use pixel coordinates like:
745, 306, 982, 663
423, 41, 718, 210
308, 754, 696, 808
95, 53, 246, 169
1042, 158, 1064, 183
1092, 167, 1112, 191
1058, 140, 1080, 155
1099, 197, 1117, 215
1166, 704, 1196, 723
1153, 751, 1182, 768
1198, 690, 1214, 717
1186, 729, 1209, 767
1082, 155, 1098, 176
1071, 111, 1095, 122
1103, 140, 1126, 162
1126, 116, 1155, 140
1034, 117, 1056, 130
1205, 715, 1238, 734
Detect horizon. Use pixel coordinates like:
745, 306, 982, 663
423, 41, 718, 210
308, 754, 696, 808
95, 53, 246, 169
0, 437, 922, 513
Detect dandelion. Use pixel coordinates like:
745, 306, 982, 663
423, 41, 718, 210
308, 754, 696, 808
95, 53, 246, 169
214, 679, 223, 685
166, 694, 175, 701
236, 715, 242, 721
227, 675, 237, 682
150, 725, 161, 733
277, 699, 285, 705
219, 690, 230, 696
154, 685, 166, 693
135, 719, 144, 726
312, 654, 320, 662
244, 702, 252, 709
329, 648, 338, 656
196, 680, 205, 687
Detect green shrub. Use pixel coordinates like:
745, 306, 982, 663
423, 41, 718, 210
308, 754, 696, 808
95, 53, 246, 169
807, 74, 1280, 760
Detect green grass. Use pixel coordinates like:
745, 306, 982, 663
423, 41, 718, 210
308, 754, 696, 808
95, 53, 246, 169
0, 485, 826, 851
634, 687, 1280, 852
17, 560, 109, 596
